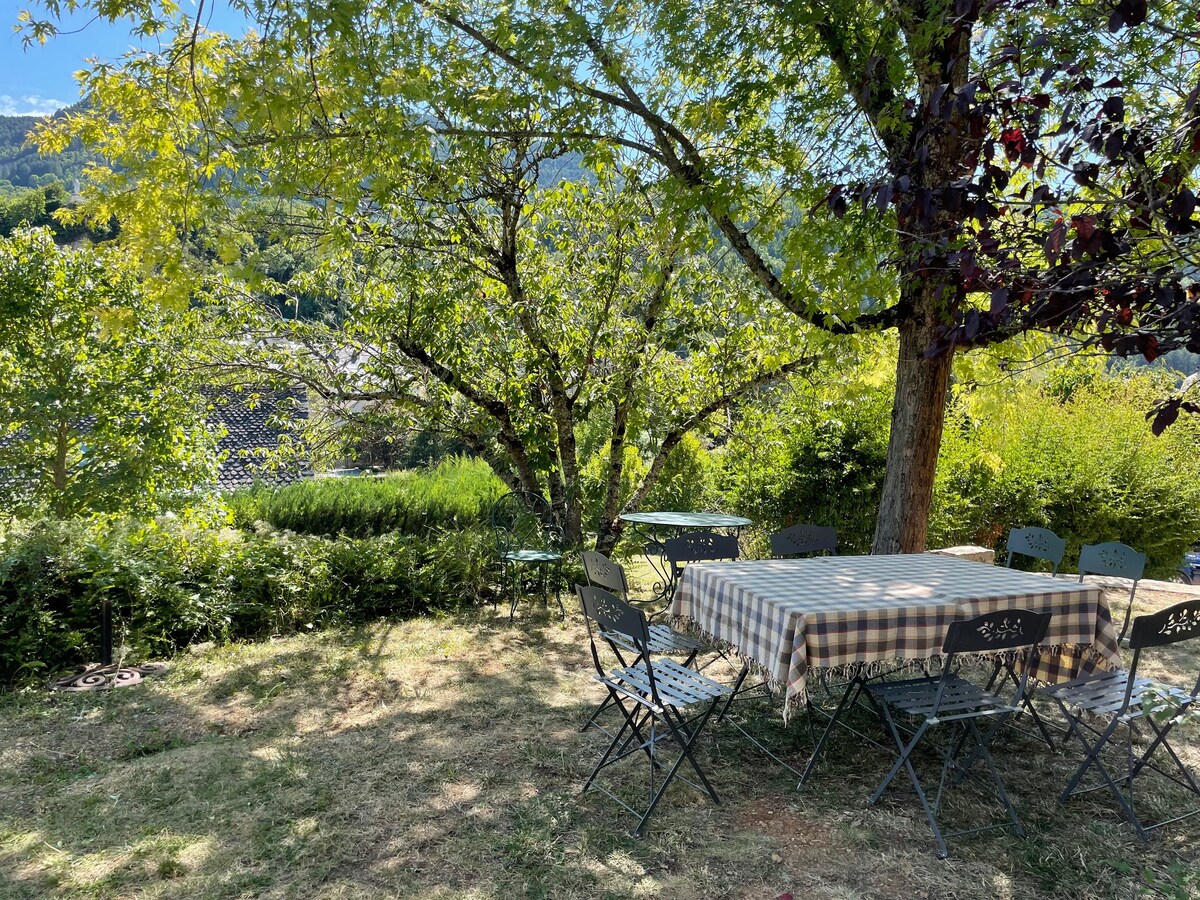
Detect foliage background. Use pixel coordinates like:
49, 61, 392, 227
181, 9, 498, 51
0, 512, 497, 685
0, 228, 215, 518
716, 360, 1200, 576
3, 357, 1200, 684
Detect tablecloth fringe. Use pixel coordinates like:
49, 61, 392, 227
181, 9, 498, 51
669, 616, 786, 697
671, 617, 1119, 725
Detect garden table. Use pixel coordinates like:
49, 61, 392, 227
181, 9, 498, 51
671, 553, 1121, 716
618, 510, 753, 607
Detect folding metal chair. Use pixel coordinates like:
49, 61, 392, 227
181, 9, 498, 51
1078, 541, 1146, 645
864, 608, 1052, 859
1043, 598, 1200, 839
1004, 526, 1066, 574
662, 530, 773, 696
578, 551, 704, 733
769, 524, 838, 558
576, 585, 731, 836
663, 531, 739, 589
491, 491, 565, 619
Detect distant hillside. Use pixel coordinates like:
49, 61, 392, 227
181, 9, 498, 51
0, 104, 94, 190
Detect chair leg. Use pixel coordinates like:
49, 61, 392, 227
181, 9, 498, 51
581, 694, 616, 733
584, 700, 639, 792
1058, 709, 1121, 801
1115, 585, 1137, 645
1056, 710, 1148, 837
988, 662, 1054, 750
869, 708, 929, 805
504, 562, 519, 620
1134, 715, 1200, 796
581, 647, 641, 734
634, 699, 720, 836
663, 702, 721, 801
869, 710, 947, 859
554, 560, 566, 619
583, 694, 657, 792
714, 664, 750, 725
968, 719, 1024, 837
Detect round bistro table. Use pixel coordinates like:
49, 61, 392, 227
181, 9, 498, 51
618, 511, 754, 608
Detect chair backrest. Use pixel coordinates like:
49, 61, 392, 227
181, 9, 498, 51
580, 551, 628, 597
1128, 599, 1200, 651
1126, 599, 1200, 707
1078, 541, 1146, 583
491, 491, 560, 552
1005, 527, 1066, 573
576, 584, 657, 698
770, 524, 838, 558
663, 531, 739, 575
935, 608, 1052, 717
942, 608, 1053, 656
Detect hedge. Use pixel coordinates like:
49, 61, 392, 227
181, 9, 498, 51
0, 516, 495, 684
225, 456, 506, 537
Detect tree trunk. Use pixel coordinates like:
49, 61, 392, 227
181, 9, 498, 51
871, 306, 954, 554
594, 515, 626, 556
52, 422, 70, 518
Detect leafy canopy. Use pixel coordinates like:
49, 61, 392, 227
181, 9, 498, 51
0, 227, 216, 517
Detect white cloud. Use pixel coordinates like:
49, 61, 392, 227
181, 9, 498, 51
0, 95, 70, 117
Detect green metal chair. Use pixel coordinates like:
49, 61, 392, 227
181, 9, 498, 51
576, 584, 731, 836
864, 608, 1052, 859
770, 524, 838, 558
491, 491, 565, 619
1005, 526, 1066, 574
1044, 598, 1200, 839
663, 531, 739, 588
578, 551, 704, 734
1078, 541, 1146, 644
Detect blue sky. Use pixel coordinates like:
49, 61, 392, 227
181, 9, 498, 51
1, 1, 245, 116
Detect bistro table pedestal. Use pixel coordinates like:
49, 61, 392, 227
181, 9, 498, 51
52, 599, 166, 692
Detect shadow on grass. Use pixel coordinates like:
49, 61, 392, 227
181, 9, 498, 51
0, 595, 1196, 899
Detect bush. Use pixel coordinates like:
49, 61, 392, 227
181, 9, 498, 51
0, 514, 497, 685
579, 432, 715, 540
717, 383, 891, 554
929, 373, 1200, 577
226, 456, 505, 537
718, 365, 1200, 572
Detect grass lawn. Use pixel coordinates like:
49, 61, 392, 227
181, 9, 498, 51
1, 585, 1198, 899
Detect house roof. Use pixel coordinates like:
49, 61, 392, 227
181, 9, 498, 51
207, 388, 311, 492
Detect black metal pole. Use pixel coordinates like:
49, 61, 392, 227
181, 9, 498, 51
99, 598, 113, 667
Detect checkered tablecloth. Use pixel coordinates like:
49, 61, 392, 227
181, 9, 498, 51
671, 554, 1121, 715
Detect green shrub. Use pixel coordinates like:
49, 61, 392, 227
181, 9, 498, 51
0, 514, 497, 685
719, 365, 1200, 572
226, 456, 506, 537
579, 432, 715, 541
929, 374, 1200, 577
717, 384, 891, 554
0, 521, 92, 681
643, 433, 714, 513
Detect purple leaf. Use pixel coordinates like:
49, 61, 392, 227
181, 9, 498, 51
1149, 402, 1180, 435
1045, 219, 1067, 264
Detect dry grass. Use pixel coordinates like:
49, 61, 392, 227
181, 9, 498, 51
0, 585, 1197, 900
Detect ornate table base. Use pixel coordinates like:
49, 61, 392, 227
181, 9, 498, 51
52, 662, 167, 692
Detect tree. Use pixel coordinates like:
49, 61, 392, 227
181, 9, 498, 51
0, 227, 215, 517
186, 140, 816, 551
27, 0, 1200, 551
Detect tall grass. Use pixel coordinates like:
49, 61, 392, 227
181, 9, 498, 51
227, 456, 506, 537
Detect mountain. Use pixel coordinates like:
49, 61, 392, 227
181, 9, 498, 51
0, 104, 94, 190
